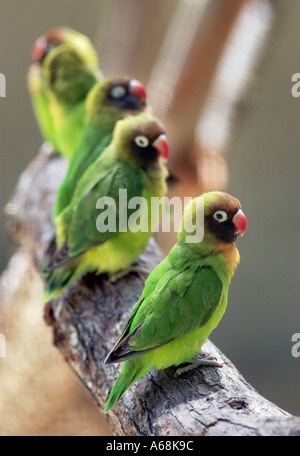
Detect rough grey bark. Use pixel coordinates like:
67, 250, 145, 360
5, 147, 300, 436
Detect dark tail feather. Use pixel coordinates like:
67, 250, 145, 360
42, 241, 71, 273
43, 264, 76, 302
40, 236, 57, 277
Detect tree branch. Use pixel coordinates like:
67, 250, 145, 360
4, 148, 300, 436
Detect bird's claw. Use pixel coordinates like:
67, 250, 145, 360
174, 353, 223, 378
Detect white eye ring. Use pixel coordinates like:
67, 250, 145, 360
213, 210, 228, 223
134, 135, 149, 148
111, 85, 126, 99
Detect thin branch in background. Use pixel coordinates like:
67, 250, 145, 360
147, 0, 210, 120
195, 0, 275, 190
152, 0, 250, 168
94, 0, 145, 76
94, 0, 175, 82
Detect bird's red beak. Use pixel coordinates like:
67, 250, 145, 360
232, 209, 247, 236
129, 79, 147, 105
32, 36, 47, 62
153, 134, 169, 160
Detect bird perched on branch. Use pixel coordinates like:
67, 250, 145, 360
53, 76, 148, 218
28, 26, 101, 160
104, 191, 247, 413
42, 113, 169, 301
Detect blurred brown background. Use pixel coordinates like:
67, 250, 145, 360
0, 0, 300, 436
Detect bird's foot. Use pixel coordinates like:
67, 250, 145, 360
108, 265, 151, 283
174, 353, 223, 378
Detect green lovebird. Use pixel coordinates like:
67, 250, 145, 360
28, 26, 101, 159
103, 191, 247, 413
42, 113, 169, 301
53, 76, 148, 218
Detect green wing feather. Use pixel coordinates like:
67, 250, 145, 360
106, 252, 223, 363
54, 128, 113, 216
48, 162, 143, 270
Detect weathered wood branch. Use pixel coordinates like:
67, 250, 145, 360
5, 149, 300, 436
